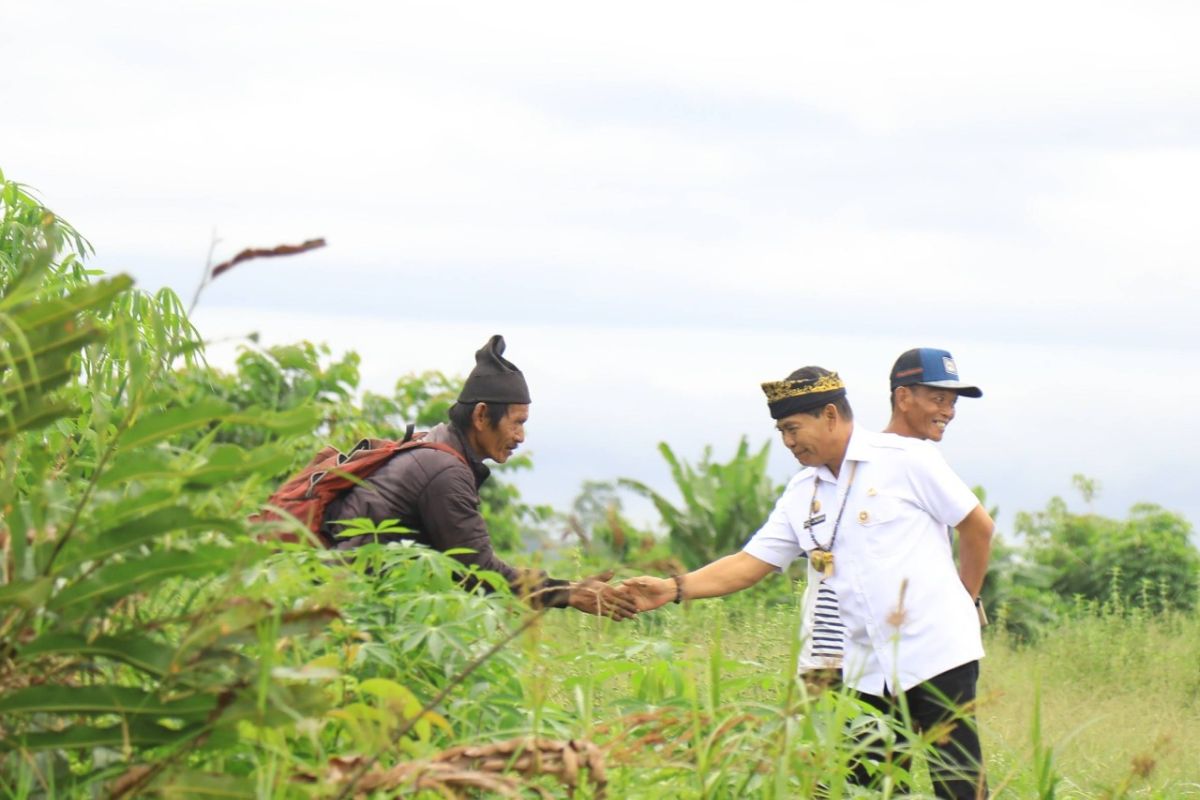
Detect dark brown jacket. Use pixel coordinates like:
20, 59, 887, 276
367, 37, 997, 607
324, 423, 569, 607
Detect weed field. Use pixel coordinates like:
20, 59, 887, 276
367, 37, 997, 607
538, 587, 1200, 798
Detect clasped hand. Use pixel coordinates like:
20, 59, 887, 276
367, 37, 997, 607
567, 570, 640, 621
566, 573, 681, 619
618, 576, 676, 612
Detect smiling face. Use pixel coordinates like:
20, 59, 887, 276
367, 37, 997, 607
470, 403, 529, 463
893, 384, 958, 442
775, 406, 839, 468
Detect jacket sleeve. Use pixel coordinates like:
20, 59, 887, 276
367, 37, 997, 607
417, 462, 570, 608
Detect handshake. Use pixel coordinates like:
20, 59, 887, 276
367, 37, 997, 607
564, 572, 681, 621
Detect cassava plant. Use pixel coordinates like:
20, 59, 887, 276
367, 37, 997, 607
0, 172, 597, 799
0, 172, 336, 796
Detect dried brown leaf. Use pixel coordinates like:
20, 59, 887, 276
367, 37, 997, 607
210, 238, 326, 279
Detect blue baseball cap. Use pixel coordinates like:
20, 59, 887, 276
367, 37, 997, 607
889, 348, 982, 398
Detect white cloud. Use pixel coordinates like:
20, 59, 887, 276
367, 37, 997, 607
6, 0, 1199, 533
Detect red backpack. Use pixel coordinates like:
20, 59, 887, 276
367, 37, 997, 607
252, 425, 468, 547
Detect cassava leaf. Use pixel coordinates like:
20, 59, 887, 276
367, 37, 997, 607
0, 685, 215, 717
61, 506, 243, 568
96, 448, 177, 488
226, 403, 321, 435
1, 719, 202, 752
119, 399, 234, 450
50, 544, 261, 613
183, 443, 294, 487
0, 399, 78, 439
7, 274, 133, 330
19, 631, 177, 677
0, 576, 53, 609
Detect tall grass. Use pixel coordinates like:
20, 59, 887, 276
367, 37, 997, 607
539, 576, 1200, 798
982, 605, 1200, 797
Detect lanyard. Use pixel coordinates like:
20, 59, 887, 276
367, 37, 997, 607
806, 461, 857, 578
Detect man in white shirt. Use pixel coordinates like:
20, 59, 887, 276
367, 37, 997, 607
798, 347, 985, 687
624, 366, 993, 799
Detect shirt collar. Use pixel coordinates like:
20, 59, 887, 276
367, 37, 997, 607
816, 424, 874, 483
844, 424, 877, 464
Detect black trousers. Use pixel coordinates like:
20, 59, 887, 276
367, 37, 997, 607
850, 660, 986, 800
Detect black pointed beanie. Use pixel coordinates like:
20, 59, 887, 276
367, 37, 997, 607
457, 335, 531, 405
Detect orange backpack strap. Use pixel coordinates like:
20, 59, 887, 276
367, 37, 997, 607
254, 434, 470, 548
396, 439, 469, 468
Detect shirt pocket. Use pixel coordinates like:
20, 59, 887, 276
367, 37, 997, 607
853, 492, 909, 559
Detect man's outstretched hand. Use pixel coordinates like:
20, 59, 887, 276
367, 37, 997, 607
567, 570, 639, 621
620, 576, 676, 612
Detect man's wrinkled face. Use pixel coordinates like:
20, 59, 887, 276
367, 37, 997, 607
775, 410, 832, 467
476, 403, 529, 463
897, 384, 958, 442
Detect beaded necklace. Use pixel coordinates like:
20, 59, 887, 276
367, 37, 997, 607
805, 461, 857, 578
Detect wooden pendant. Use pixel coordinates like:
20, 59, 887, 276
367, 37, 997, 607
810, 549, 834, 578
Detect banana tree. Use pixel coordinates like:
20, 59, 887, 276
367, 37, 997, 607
620, 438, 781, 569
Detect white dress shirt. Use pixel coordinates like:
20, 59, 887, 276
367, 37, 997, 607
744, 426, 982, 695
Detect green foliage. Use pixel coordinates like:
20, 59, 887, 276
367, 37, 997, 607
966, 489, 1064, 643
0, 172, 91, 270
978, 533, 1064, 644
5, 171, 1198, 798
564, 480, 673, 565
1, 179, 104, 445
361, 369, 462, 431
1015, 481, 1199, 614
0, 171, 601, 798
967, 481, 1200, 644
621, 438, 782, 569
175, 341, 358, 451
0, 173, 345, 795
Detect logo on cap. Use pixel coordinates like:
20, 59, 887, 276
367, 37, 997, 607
943, 357, 958, 376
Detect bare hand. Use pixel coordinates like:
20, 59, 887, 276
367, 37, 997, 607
620, 576, 676, 612
567, 570, 639, 621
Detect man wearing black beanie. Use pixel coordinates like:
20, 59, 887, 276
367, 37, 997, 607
326, 335, 636, 619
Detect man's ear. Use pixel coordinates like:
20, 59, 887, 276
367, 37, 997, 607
823, 403, 838, 429
470, 402, 489, 431
894, 386, 912, 410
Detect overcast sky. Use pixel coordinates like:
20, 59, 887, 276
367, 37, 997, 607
5, 1, 1199, 538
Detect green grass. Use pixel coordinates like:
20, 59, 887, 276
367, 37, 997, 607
981, 609, 1200, 797
538, 584, 1200, 798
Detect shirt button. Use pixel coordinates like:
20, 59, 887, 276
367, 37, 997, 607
858, 510, 869, 522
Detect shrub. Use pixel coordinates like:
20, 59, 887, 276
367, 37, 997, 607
620, 438, 782, 569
